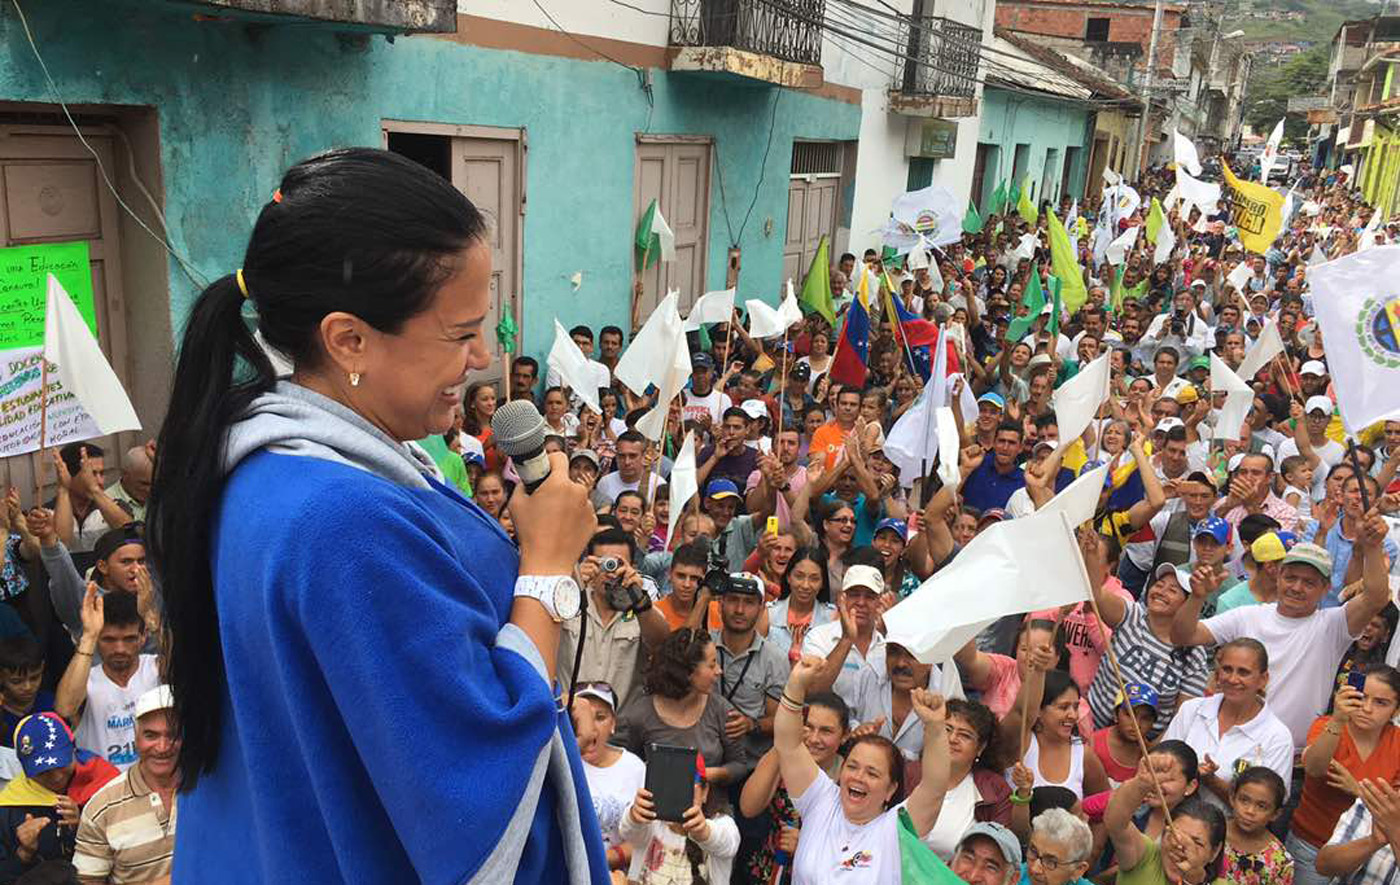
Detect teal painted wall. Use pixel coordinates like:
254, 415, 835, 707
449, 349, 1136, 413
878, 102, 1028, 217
976, 88, 1093, 208
0, 0, 860, 359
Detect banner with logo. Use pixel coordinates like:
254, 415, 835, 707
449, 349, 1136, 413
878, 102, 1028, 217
1308, 247, 1400, 431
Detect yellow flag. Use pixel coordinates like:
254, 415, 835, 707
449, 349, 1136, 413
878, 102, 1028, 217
1048, 210, 1088, 316
1017, 175, 1038, 225
1222, 162, 1284, 255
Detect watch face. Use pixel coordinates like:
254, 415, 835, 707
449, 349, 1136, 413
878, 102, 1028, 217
552, 577, 581, 620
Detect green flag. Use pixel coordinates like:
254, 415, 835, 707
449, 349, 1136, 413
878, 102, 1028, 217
799, 235, 836, 325
899, 807, 968, 885
635, 198, 659, 271
1047, 276, 1063, 337
1008, 177, 1021, 206
1005, 262, 1045, 341
1108, 263, 1126, 315
1126, 276, 1150, 302
1017, 175, 1038, 225
1047, 210, 1088, 316
963, 200, 983, 234
1145, 197, 1165, 245
987, 180, 1008, 216
494, 312, 518, 355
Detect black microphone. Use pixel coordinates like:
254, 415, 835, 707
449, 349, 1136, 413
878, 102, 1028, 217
492, 399, 552, 493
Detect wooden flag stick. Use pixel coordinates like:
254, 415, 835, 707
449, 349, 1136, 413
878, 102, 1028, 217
1273, 354, 1305, 404
34, 358, 49, 507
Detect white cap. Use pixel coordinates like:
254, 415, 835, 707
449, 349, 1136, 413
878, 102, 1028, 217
1300, 360, 1327, 377
740, 399, 768, 421
841, 564, 885, 595
1305, 395, 1333, 415
1154, 417, 1185, 434
134, 685, 174, 722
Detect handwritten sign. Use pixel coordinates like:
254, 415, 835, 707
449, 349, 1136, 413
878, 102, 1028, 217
0, 242, 96, 351
0, 346, 104, 456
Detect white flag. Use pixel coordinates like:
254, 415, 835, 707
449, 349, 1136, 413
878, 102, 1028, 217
1360, 208, 1385, 253
41, 274, 140, 436
635, 330, 691, 442
1259, 119, 1285, 182
652, 205, 677, 263
615, 290, 684, 397
1172, 129, 1202, 177
1040, 463, 1109, 527
1053, 354, 1111, 448
1210, 353, 1254, 443
1236, 320, 1285, 382
746, 288, 802, 339
883, 185, 964, 249
1103, 167, 1121, 186
1309, 244, 1328, 266
884, 509, 1091, 664
1308, 246, 1400, 431
1011, 233, 1039, 264
1226, 260, 1253, 294
683, 288, 736, 332
1067, 200, 1079, 230
546, 319, 601, 415
884, 325, 952, 487
665, 431, 697, 545
907, 244, 931, 271
1106, 226, 1139, 266
1153, 222, 1176, 266
1175, 169, 1221, 216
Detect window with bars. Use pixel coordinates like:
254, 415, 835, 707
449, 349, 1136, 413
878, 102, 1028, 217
791, 141, 842, 176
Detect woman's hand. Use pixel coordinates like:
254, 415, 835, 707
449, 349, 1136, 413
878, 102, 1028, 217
849, 717, 886, 740
910, 688, 946, 726
777, 825, 800, 854
629, 788, 656, 824
1328, 759, 1362, 797
1011, 762, 1033, 797
510, 451, 596, 576
54, 796, 78, 829
1333, 685, 1364, 726
788, 654, 824, 693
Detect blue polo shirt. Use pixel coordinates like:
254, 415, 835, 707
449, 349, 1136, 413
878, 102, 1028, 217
962, 457, 1025, 512
1302, 517, 1400, 608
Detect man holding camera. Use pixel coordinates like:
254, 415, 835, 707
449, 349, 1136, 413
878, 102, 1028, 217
1141, 289, 1212, 359
556, 528, 670, 707
710, 572, 787, 759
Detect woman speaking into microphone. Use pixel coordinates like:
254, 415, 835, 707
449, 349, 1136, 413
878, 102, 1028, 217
148, 148, 607, 883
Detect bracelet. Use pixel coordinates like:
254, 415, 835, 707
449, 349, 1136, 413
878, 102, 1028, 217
1009, 790, 1033, 805
780, 692, 805, 711
73, 650, 93, 658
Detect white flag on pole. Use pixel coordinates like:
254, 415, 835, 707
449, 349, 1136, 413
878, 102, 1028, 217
546, 319, 602, 415
665, 431, 697, 544
1360, 208, 1384, 252
884, 509, 1091, 663
1153, 222, 1176, 266
1175, 169, 1221, 217
1039, 463, 1109, 527
615, 289, 684, 397
1172, 129, 1202, 177
884, 326, 951, 487
1106, 227, 1139, 266
1236, 320, 1286, 382
746, 284, 802, 339
1211, 353, 1254, 443
683, 288, 737, 332
1307, 246, 1400, 431
652, 206, 677, 263
41, 274, 140, 436
1053, 354, 1111, 448
635, 330, 691, 442
1226, 260, 1254, 294
883, 185, 964, 249
1259, 119, 1285, 182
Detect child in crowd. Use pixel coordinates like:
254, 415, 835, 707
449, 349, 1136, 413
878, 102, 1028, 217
0, 636, 53, 749
1222, 767, 1294, 885
1279, 455, 1315, 523
621, 755, 739, 884
1092, 683, 1158, 787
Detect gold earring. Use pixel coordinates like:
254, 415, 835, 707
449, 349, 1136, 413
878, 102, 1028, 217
349, 372, 361, 387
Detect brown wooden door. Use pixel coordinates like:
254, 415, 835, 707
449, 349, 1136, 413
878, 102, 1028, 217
635, 140, 711, 318
783, 174, 838, 286
0, 126, 133, 504
453, 136, 523, 386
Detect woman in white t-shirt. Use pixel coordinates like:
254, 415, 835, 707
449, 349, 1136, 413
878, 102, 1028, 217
776, 654, 952, 884
572, 683, 646, 877
797, 329, 833, 393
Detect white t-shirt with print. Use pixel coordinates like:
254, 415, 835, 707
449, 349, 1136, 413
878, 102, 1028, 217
792, 773, 903, 884
920, 772, 978, 861
682, 389, 732, 426
74, 654, 161, 770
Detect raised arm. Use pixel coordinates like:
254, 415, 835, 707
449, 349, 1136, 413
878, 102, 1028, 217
1169, 562, 1226, 647
774, 656, 824, 800
996, 641, 1053, 757
1345, 508, 1394, 636
1289, 401, 1322, 470
53, 584, 104, 724
1304, 684, 1359, 777
905, 689, 952, 837
805, 598, 858, 696
739, 748, 783, 818
1124, 437, 1166, 531
1103, 766, 1154, 873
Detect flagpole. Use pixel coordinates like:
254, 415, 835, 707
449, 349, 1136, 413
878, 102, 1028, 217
776, 328, 790, 437
34, 358, 48, 507
1273, 354, 1305, 404
632, 240, 653, 335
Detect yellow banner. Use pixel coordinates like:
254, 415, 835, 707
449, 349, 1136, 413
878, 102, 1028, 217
1222, 162, 1284, 255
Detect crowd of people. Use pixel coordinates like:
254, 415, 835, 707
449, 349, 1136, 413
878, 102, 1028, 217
429, 154, 1400, 884
0, 146, 1398, 885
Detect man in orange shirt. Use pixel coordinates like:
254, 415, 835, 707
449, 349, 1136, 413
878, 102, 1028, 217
811, 387, 862, 470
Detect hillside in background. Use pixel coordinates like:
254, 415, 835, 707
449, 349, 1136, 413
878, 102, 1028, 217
1222, 0, 1377, 43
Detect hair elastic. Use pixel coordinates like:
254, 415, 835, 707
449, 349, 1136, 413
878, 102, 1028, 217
236, 268, 250, 300
271, 188, 283, 204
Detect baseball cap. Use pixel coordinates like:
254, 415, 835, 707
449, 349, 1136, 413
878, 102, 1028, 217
1116, 682, 1160, 711
575, 682, 617, 711
1032, 439, 1058, 454
977, 508, 1006, 526
1176, 385, 1200, 405
1154, 417, 1185, 434
977, 391, 1005, 410
1190, 279, 1208, 289
1182, 470, 1217, 491
740, 399, 769, 422
134, 685, 174, 722
724, 572, 766, 598
842, 564, 886, 595
462, 451, 486, 467
1281, 541, 1333, 579
569, 449, 601, 469
958, 822, 1023, 868
1192, 516, 1231, 546
692, 352, 715, 370
93, 525, 144, 563
1305, 395, 1333, 415
13, 713, 74, 778
1152, 562, 1193, 591
874, 518, 908, 542
1250, 530, 1299, 564
1300, 360, 1327, 377
791, 362, 812, 381
1187, 356, 1210, 372
705, 479, 740, 500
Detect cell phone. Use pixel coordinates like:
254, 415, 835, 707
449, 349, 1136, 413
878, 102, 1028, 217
1347, 670, 1367, 693
645, 743, 698, 823
766, 516, 779, 536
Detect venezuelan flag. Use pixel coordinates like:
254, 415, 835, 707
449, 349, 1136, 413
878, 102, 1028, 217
830, 269, 872, 387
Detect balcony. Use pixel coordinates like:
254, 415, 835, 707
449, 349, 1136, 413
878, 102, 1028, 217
888, 15, 981, 118
669, 0, 825, 87
167, 0, 456, 32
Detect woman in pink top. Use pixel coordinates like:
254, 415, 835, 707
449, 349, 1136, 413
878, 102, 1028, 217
955, 618, 1096, 739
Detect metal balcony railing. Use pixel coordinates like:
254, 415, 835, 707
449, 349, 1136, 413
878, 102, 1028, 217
669, 0, 825, 66
894, 15, 981, 99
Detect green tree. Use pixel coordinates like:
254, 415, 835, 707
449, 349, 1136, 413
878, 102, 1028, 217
1244, 45, 1329, 142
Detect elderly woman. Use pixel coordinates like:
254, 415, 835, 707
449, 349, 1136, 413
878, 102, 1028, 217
149, 148, 604, 882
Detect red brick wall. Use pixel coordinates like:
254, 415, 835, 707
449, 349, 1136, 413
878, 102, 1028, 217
995, 1, 1182, 75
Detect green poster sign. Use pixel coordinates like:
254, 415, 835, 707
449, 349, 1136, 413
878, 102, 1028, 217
0, 241, 97, 351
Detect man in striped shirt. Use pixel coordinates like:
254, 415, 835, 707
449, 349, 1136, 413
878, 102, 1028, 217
74, 686, 176, 884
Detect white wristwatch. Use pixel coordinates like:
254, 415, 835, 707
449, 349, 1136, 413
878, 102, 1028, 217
514, 575, 582, 622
